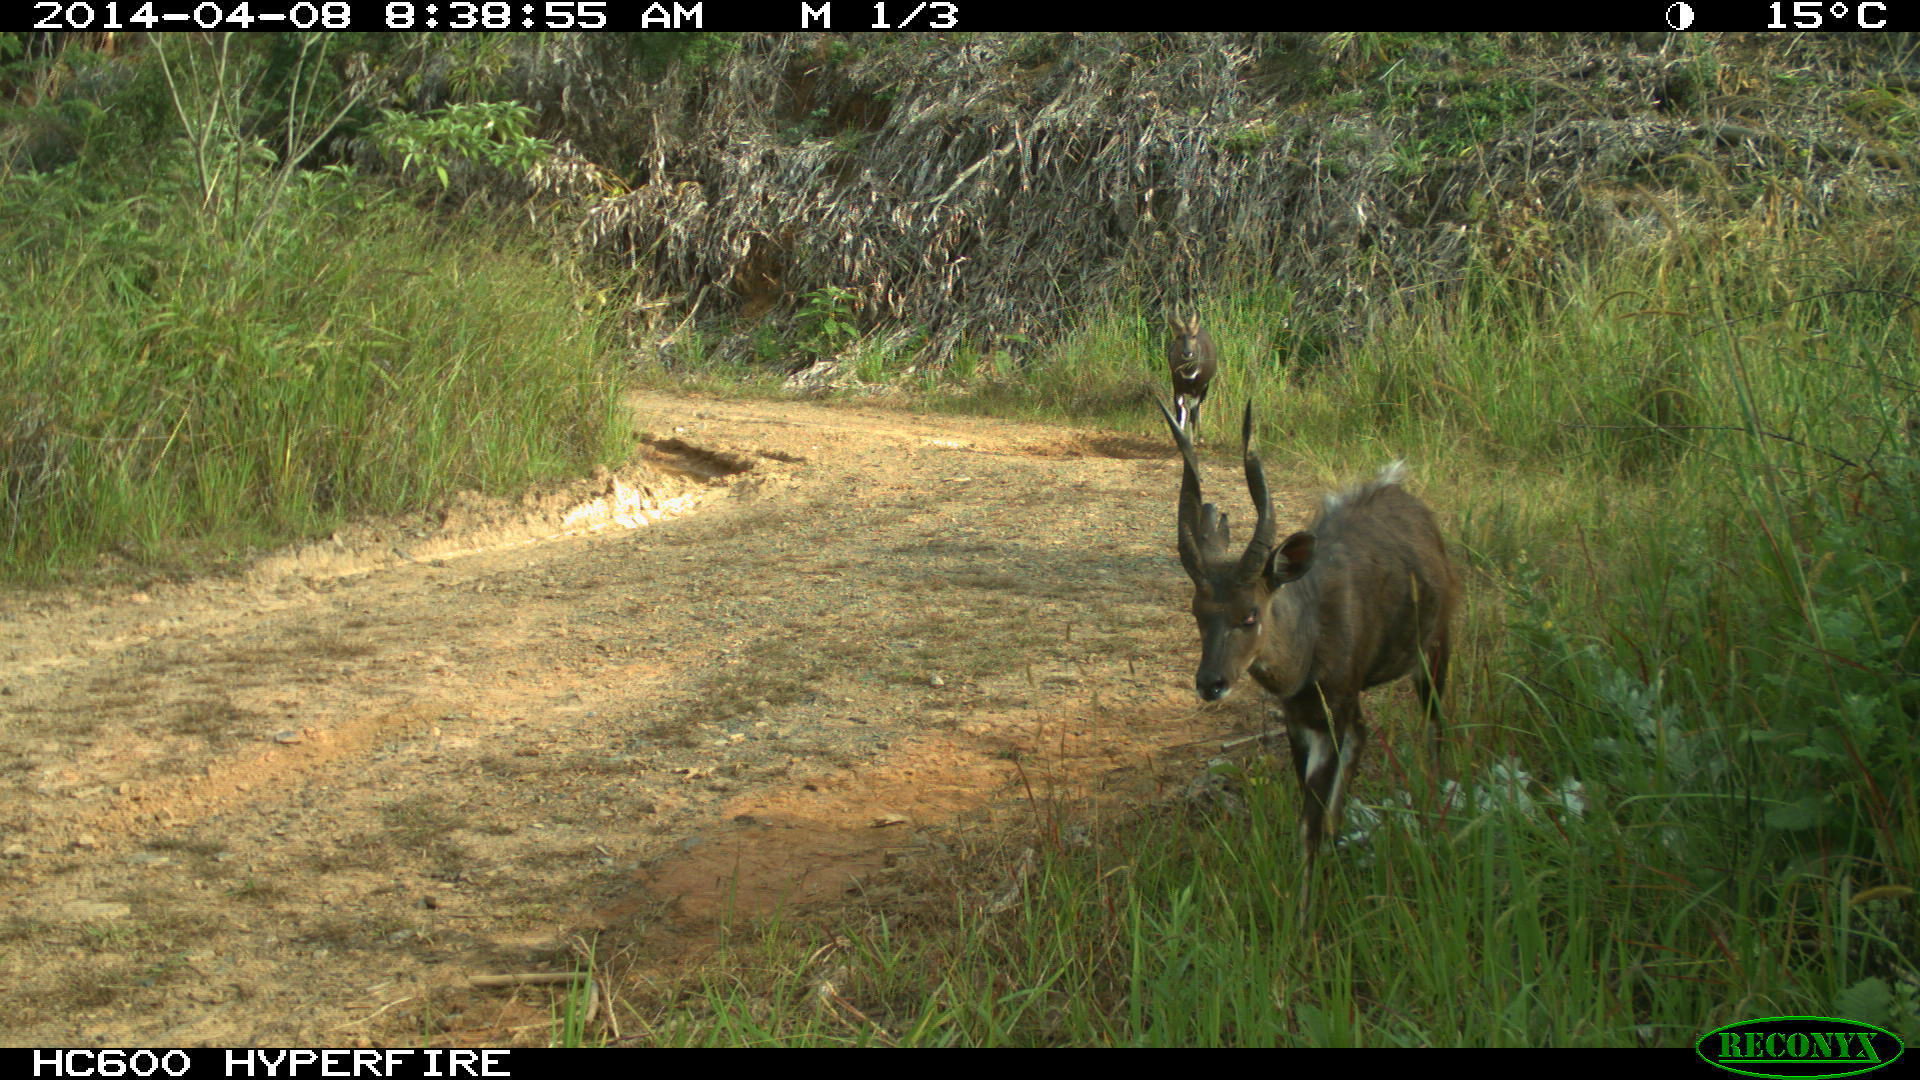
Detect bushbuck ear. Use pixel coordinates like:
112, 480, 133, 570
1265, 531, 1315, 585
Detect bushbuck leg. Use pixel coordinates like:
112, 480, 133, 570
1413, 620, 1453, 769
1320, 697, 1368, 849
1283, 693, 1365, 863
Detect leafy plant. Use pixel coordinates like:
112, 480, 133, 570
364, 100, 552, 194
1742, 460, 1920, 857
151, 33, 368, 240
621, 32, 741, 79
796, 284, 861, 358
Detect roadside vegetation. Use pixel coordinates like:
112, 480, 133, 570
4, 31, 1916, 1046
0, 34, 628, 581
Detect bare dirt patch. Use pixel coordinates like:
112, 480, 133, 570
0, 392, 1320, 1046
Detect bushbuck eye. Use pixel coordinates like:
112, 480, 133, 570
1240, 609, 1259, 627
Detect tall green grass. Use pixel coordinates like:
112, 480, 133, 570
0, 171, 628, 581
632, 205, 1920, 1045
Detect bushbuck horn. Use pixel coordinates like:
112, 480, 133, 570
1230, 403, 1276, 582
1156, 397, 1211, 584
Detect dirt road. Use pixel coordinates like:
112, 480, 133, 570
0, 392, 1299, 1046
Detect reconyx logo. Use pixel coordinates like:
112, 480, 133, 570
1697, 1016, 1904, 1079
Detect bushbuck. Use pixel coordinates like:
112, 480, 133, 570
1158, 400, 1458, 902
1166, 314, 1218, 443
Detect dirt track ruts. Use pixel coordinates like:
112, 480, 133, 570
0, 392, 1314, 1046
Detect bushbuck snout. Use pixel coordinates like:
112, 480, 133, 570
1166, 314, 1218, 443
1158, 399, 1459, 903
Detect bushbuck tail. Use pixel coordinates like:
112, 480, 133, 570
1158, 400, 1459, 903
1166, 314, 1218, 443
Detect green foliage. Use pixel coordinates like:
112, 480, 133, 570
947, 341, 983, 382
1740, 464, 1920, 853
365, 100, 551, 192
779, 106, 832, 145
795, 284, 861, 358
821, 38, 860, 67
1664, 39, 1719, 112
0, 37, 630, 581
393, 34, 520, 103
750, 323, 788, 366
0, 160, 626, 580
1215, 120, 1284, 155
1321, 31, 1422, 71
620, 33, 741, 80
1006, 34, 1063, 69
1836, 976, 1920, 1043
1275, 34, 1547, 183
1841, 87, 1920, 137
1319, 32, 1507, 84
1380, 72, 1538, 182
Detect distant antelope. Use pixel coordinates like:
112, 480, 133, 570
1166, 314, 1218, 443
1158, 400, 1459, 904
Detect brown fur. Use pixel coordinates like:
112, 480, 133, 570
1166, 315, 1218, 442
1159, 401, 1459, 906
